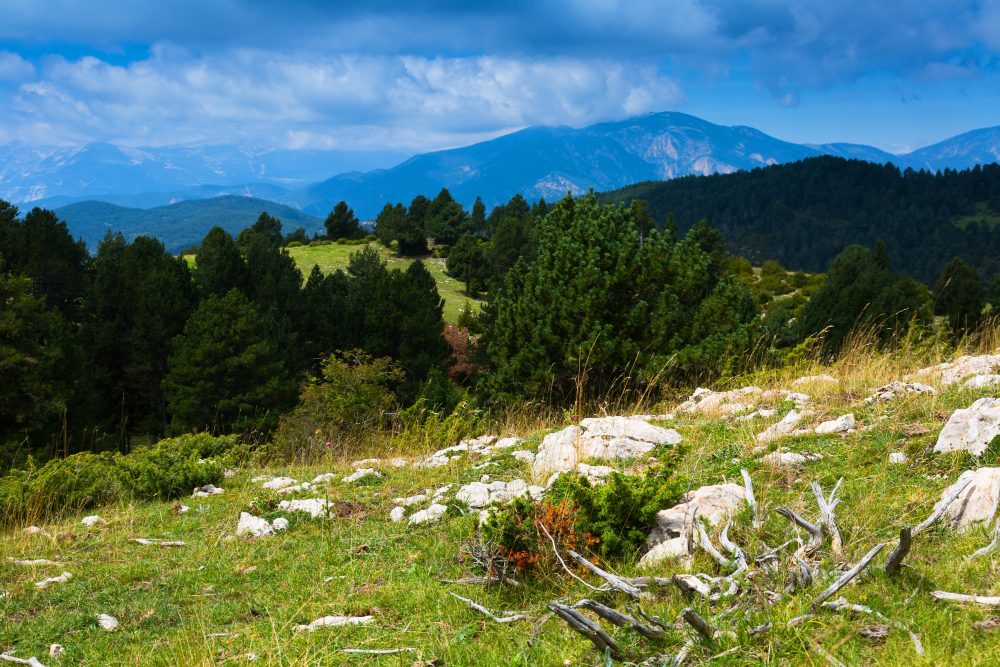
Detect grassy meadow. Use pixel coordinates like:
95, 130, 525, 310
6, 333, 1000, 666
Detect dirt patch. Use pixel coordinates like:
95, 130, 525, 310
353, 577, 385, 594
974, 617, 1000, 632
334, 500, 368, 519
904, 425, 932, 437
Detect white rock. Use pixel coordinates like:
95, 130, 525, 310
177, 505, 190, 513
754, 410, 814, 445
390, 457, 408, 467
351, 458, 381, 468
931, 468, 1000, 531
759, 409, 777, 417
408, 503, 447, 524
414, 455, 450, 469
963, 374, 1000, 389
528, 485, 546, 500
237, 513, 275, 538
815, 413, 856, 435
511, 450, 536, 463
889, 452, 908, 464
224, 469, 237, 478
261, 477, 298, 491
49, 644, 65, 657
35, 571, 73, 589
250, 476, 271, 482
680, 386, 762, 414
311, 473, 337, 484
276, 484, 303, 495
133, 538, 185, 547
456, 482, 491, 508
81, 515, 107, 528
532, 417, 682, 478
480, 474, 491, 483
478, 509, 492, 523
277, 498, 332, 518
96, 613, 119, 631
494, 437, 522, 449
23, 526, 42, 535
577, 462, 614, 485
272, 518, 289, 531
672, 574, 711, 597
546, 472, 561, 487
761, 451, 823, 466
192, 484, 225, 497
343, 468, 381, 483
866, 381, 937, 402
935, 398, 1000, 456
786, 392, 811, 404
393, 494, 428, 507
791, 374, 839, 386
432, 484, 452, 498
640, 484, 746, 567
389, 506, 406, 523
914, 354, 1000, 385
294, 615, 375, 632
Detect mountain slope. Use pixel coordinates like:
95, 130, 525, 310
904, 126, 1000, 171
26, 182, 292, 211
54, 196, 323, 253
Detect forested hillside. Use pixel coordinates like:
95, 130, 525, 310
598, 157, 1000, 285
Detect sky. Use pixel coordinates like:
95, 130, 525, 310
0, 0, 998, 155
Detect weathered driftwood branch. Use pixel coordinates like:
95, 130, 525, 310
748, 622, 772, 636
821, 599, 924, 655
672, 574, 710, 598
718, 518, 748, 571
968, 524, 1000, 561
883, 526, 912, 574
621, 576, 672, 589
912, 476, 973, 536
573, 599, 663, 639
680, 607, 716, 642
567, 550, 643, 599
340, 648, 416, 655
671, 638, 695, 667
527, 612, 554, 646
0, 654, 46, 667
449, 592, 526, 623
631, 604, 667, 631
696, 521, 732, 568
809, 640, 848, 667
538, 523, 603, 592
811, 479, 843, 555
741, 468, 763, 529
930, 591, 1000, 606
810, 543, 885, 611
438, 576, 521, 587
546, 602, 621, 658
775, 506, 824, 557
786, 614, 815, 627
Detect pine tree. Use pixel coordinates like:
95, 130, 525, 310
165, 290, 295, 433
324, 201, 361, 240
470, 197, 487, 237
194, 226, 249, 297
446, 234, 488, 295
933, 257, 983, 335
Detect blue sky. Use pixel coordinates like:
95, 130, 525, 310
0, 0, 998, 154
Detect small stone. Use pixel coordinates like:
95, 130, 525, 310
511, 450, 535, 463
49, 644, 65, 657
351, 458, 381, 468
96, 613, 119, 631
277, 498, 332, 518
815, 413, 856, 434
857, 624, 890, 643
81, 515, 107, 527
35, 572, 72, 589
889, 452, 908, 464
935, 398, 1000, 456
761, 451, 822, 466
390, 457, 408, 467
389, 506, 405, 522
311, 473, 337, 484
294, 615, 374, 632
261, 477, 298, 491
480, 474, 491, 483
272, 518, 289, 531
342, 468, 381, 484
192, 484, 225, 497
237, 513, 274, 538
224, 468, 237, 478
408, 503, 447, 524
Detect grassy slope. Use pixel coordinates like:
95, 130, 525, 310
954, 202, 1000, 230
7, 351, 1000, 665
286, 244, 484, 325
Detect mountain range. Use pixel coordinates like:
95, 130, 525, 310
4, 112, 1000, 245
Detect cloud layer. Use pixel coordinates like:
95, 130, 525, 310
0, 1, 998, 149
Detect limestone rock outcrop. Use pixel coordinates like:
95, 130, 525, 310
640, 483, 746, 567
935, 398, 1000, 456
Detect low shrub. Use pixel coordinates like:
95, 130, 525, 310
309, 239, 332, 247
286, 241, 303, 248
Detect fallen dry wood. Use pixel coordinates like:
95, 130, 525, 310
810, 543, 885, 611
821, 598, 924, 655
340, 648, 416, 655
547, 601, 620, 658
0, 654, 46, 667
567, 550, 643, 598
680, 607, 716, 642
438, 576, 521, 587
775, 506, 824, 557
449, 592, 526, 623
573, 599, 663, 639
931, 591, 1000, 606
671, 637, 695, 667
968, 524, 1000, 561
718, 519, 748, 571
539, 522, 604, 592
696, 521, 731, 568
912, 476, 973, 536
809, 640, 847, 667
883, 526, 912, 574
811, 479, 844, 555
786, 614, 815, 628
741, 468, 763, 529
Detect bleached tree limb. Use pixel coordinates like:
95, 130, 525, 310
883, 526, 912, 574
696, 521, 732, 568
340, 648, 416, 655
748, 622, 772, 636
786, 614, 815, 627
671, 638, 696, 667
573, 599, 663, 639
546, 602, 621, 658
968, 524, 1000, 560
811, 479, 843, 555
775, 506, 824, 557
820, 599, 924, 655
912, 477, 973, 536
741, 469, 763, 529
718, 518, 748, 571
449, 592, 526, 623
680, 607, 716, 642
930, 591, 1000, 606
809, 543, 885, 611
0, 654, 47, 667
538, 522, 604, 592
567, 550, 643, 599
809, 640, 848, 667
438, 576, 521, 587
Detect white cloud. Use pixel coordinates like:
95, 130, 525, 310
0, 51, 35, 82
2, 48, 685, 150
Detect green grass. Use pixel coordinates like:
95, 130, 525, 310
954, 202, 1000, 229
8, 354, 1000, 665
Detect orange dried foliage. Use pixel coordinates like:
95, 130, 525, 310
443, 324, 480, 382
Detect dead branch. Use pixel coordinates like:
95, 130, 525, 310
912, 476, 973, 536
631, 604, 667, 631
538, 522, 604, 592
438, 576, 521, 587
718, 518, 748, 571
820, 598, 923, 655
968, 524, 1000, 561
811, 479, 843, 555
573, 599, 663, 639
930, 591, 1000, 606
809, 640, 848, 667
0, 655, 46, 667
527, 612, 554, 646
449, 591, 525, 623
567, 550, 643, 598
883, 526, 912, 574
748, 622, 772, 636
547, 601, 621, 658
671, 638, 696, 667
340, 648, 416, 655
786, 614, 815, 627
680, 607, 716, 642
810, 543, 885, 611
775, 506, 824, 557
741, 468, 763, 529
672, 574, 710, 598
621, 576, 673, 589
696, 521, 732, 568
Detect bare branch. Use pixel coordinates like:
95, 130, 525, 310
718, 518, 748, 571
438, 576, 521, 587
680, 607, 716, 642
775, 506, 824, 557
820, 599, 923, 655
810, 543, 885, 611
671, 638, 695, 667
811, 479, 843, 555
931, 591, 1000, 606
547, 602, 621, 658
449, 592, 526, 623
696, 520, 732, 568
809, 640, 848, 667
969, 524, 1000, 561
912, 476, 973, 536
538, 522, 603, 592
741, 468, 763, 529
340, 648, 416, 655
0, 655, 47, 667
672, 574, 710, 598
573, 599, 663, 639
567, 550, 643, 599
527, 612, 554, 646
786, 614, 815, 628
883, 526, 912, 574
749, 622, 772, 636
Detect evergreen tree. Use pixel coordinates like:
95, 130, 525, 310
484, 195, 537, 283
283, 226, 308, 245
798, 244, 931, 352
299, 265, 349, 376
193, 226, 249, 297
374, 203, 406, 248
423, 188, 468, 244
933, 257, 983, 335
484, 193, 760, 398
446, 234, 488, 295
165, 290, 295, 433
871, 240, 891, 270
237, 212, 283, 248
470, 197, 487, 237
324, 201, 361, 240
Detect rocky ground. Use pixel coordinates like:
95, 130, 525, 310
5, 354, 1000, 666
